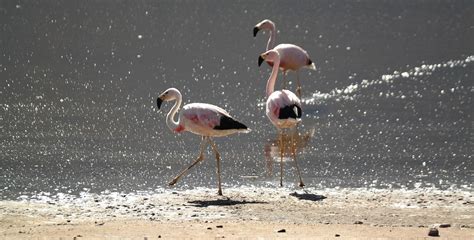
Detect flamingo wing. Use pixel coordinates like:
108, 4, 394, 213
182, 103, 221, 129
278, 104, 302, 119
182, 103, 247, 132
266, 90, 302, 122
214, 115, 248, 130
274, 44, 312, 71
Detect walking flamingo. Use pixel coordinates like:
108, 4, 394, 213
253, 19, 315, 98
156, 88, 249, 195
260, 49, 305, 187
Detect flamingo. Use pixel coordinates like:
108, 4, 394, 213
156, 88, 249, 195
253, 19, 316, 98
260, 49, 305, 187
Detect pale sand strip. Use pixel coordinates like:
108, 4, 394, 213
1, 187, 472, 239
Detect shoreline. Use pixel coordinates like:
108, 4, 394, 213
1, 187, 473, 239
2, 220, 473, 239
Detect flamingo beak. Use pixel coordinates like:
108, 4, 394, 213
253, 27, 259, 37
258, 55, 265, 67
156, 97, 163, 109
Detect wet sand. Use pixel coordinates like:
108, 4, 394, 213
1, 187, 473, 239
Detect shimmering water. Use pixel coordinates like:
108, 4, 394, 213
1, 0, 473, 199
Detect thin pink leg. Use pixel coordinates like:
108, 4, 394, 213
279, 130, 284, 187
168, 137, 207, 186
291, 129, 305, 187
208, 138, 223, 196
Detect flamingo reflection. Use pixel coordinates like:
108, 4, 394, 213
264, 127, 315, 180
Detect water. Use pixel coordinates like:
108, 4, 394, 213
1, 0, 473, 200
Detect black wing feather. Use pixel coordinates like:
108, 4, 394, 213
278, 104, 302, 119
214, 115, 248, 130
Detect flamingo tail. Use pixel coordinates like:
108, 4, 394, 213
307, 59, 317, 71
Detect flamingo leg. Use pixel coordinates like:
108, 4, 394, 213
290, 128, 305, 187
281, 71, 287, 89
208, 138, 223, 196
279, 130, 285, 187
296, 70, 302, 98
168, 136, 207, 186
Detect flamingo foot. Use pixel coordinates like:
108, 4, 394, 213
168, 178, 179, 186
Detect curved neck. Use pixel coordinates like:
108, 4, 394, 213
266, 25, 276, 51
266, 57, 280, 97
166, 93, 182, 131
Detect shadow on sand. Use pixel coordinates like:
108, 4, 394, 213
188, 198, 267, 207
289, 192, 327, 202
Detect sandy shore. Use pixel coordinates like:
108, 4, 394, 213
1, 187, 473, 239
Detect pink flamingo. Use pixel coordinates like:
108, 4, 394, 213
156, 88, 249, 195
260, 50, 305, 187
254, 19, 316, 98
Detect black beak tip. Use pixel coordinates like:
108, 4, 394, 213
258, 56, 264, 67
253, 27, 259, 37
156, 98, 163, 109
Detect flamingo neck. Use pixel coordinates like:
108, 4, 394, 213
266, 57, 280, 97
266, 25, 276, 51
166, 93, 182, 131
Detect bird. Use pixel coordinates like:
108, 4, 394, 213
156, 88, 250, 195
259, 49, 305, 187
253, 19, 315, 98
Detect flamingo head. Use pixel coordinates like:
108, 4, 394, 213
258, 49, 279, 67
156, 88, 180, 109
253, 19, 275, 37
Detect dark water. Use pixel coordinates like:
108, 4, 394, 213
1, 0, 473, 199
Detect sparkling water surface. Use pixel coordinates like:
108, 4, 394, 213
1, 0, 473, 199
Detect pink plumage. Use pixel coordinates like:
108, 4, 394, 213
156, 88, 249, 195
261, 50, 302, 129
181, 103, 246, 137
254, 19, 315, 97
254, 19, 315, 73
266, 89, 302, 129
274, 44, 312, 71
156, 89, 249, 137
259, 49, 305, 187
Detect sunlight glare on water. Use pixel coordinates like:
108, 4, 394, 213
0, 0, 473, 200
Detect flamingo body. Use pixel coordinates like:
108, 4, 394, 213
272, 44, 313, 71
178, 103, 247, 137
266, 90, 302, 129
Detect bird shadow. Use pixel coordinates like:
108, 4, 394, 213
188, 198, 267, 207
289, 192, 327, 202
